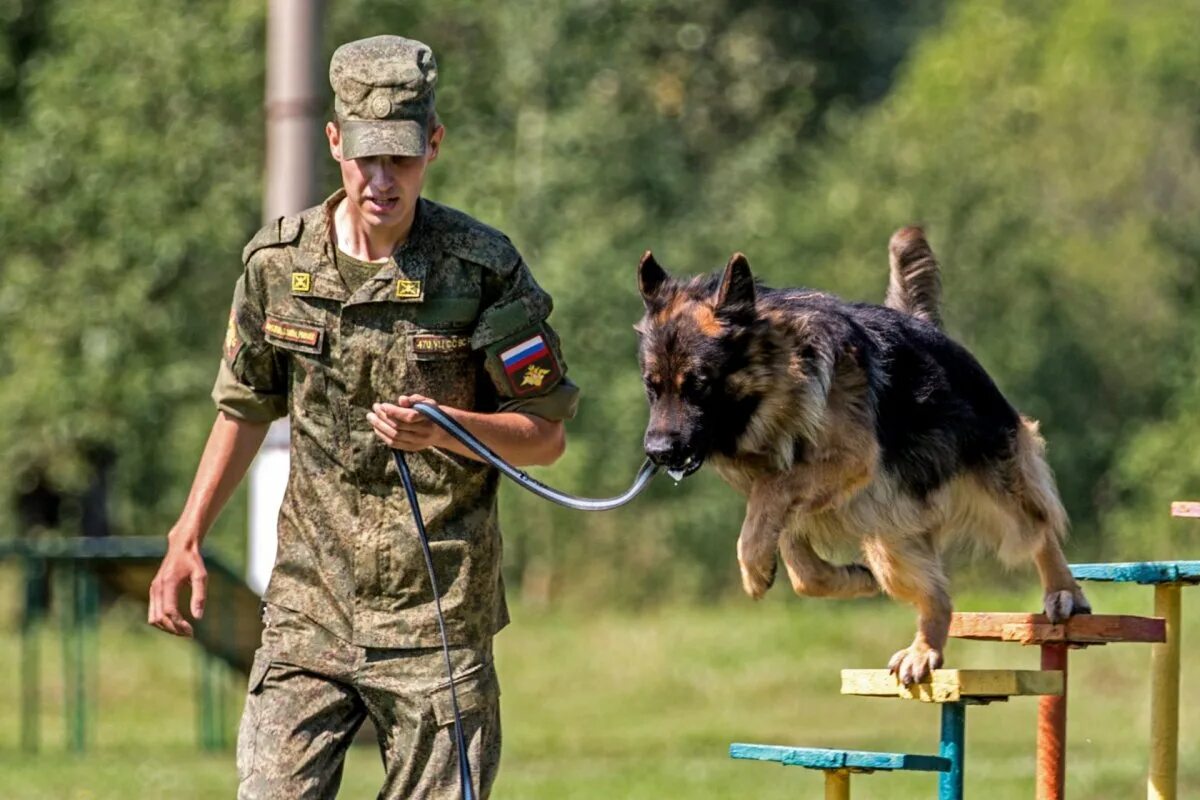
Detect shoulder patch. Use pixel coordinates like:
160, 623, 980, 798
242, 215, 304, 265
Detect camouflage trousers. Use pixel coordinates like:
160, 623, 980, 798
237, 604, 501, 800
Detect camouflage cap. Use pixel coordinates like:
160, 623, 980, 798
330, 35, 437, 159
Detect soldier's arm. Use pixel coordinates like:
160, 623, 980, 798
369, 395, 565, 466
150, 239, 288, 637
148, 412, 269, 637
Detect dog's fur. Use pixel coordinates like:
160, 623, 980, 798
635, 228, 1090, 684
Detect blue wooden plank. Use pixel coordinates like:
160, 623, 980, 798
1070, 561, 1200, 585
729, 743, 950, 773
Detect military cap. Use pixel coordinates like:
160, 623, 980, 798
329, 35, 437, 159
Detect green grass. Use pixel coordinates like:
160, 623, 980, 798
0, 567, 1197, 798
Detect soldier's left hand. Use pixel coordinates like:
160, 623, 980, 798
369, 394, 447, 451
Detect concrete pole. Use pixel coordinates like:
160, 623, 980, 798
249, 0, 324, 595
264, 0, 325, 221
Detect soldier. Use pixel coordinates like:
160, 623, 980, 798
147, 35, 577, 799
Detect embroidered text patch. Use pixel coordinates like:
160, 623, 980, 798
263, 316, 323, 354
412, 334, 471, 360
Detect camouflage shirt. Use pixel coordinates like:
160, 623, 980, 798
213, 190, 578, 648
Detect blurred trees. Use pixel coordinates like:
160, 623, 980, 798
1, 0, 1196, 604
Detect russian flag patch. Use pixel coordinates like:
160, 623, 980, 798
499, 333, 561, 395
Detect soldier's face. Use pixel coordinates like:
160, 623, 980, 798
326, 123, 444, 229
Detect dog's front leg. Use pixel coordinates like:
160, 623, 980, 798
736, 476, 795, 599
862, 535, 952, 685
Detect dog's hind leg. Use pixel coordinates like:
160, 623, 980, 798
779, 533, 879, 599
1012, 418, 1092, 622
862, 534, 952, 686
1034, 537, 1092, 622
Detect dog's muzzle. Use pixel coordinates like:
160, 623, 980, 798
644, 441, 704, 481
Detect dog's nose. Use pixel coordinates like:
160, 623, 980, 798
644, 431, 687, 466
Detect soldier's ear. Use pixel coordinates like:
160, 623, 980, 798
637, 251, 669, 306
326, 121, 344, 162
716, 252, 755, 310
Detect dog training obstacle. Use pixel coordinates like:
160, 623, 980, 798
840, 669, 1062, 800
949, 613, 1165, 800
729, 743, 950, 798
732, 669, 1062, 798
1068, 559, 1200, 800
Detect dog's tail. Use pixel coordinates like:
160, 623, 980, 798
885, 226, 942, 328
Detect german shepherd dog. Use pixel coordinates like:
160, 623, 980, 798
635, 229, 1090, 684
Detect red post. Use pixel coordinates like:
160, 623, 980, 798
1037, 642, 1068, 799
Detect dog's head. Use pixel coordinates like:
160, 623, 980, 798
634, 250, 765, 477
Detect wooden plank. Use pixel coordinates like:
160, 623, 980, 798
841, 669, 1063, 702
1170, 501, 1200, 518
1070, 561, 1200, 585
729, 743, 950, 773
949, 612, 1165, 645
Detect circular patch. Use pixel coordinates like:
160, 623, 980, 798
369, 93, 393, 119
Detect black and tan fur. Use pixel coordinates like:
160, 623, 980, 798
635, 228, 1090, 684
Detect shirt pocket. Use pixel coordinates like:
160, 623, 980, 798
263, 311, 333, 420
402, 327, 478, 411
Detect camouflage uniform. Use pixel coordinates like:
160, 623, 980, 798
219, 36, 577, 799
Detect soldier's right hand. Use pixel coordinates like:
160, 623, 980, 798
148, 536, 207, 637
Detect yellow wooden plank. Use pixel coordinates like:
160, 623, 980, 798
841, 669, 1062, 702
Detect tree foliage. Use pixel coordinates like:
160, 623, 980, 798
2, 0, 1196, 603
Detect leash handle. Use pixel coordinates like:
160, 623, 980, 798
392, 450, 476, 800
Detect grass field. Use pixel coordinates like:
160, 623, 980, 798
0, 567, 1196, 799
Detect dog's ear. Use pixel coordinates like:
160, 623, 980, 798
638, 250, 669, 305
716, 252, 755, 310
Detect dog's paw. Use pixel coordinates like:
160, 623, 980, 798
1073, 588, 1092, 615
1044, 588, 1091, 623
739, 558, 776, 600
888, 643, 943, 686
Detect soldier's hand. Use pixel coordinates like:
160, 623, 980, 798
369, 394, 448, 451
148, 537, 207, 638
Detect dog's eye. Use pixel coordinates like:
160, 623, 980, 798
643, 376, 661, 398
683, 373, 711, 397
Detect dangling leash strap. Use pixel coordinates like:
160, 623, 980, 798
392, 449, 476, 800
391, 402, 659, 800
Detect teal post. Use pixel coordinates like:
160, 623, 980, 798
938, 702, 965, 800
20, 556, 46, 753
59, 561, 88, 753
